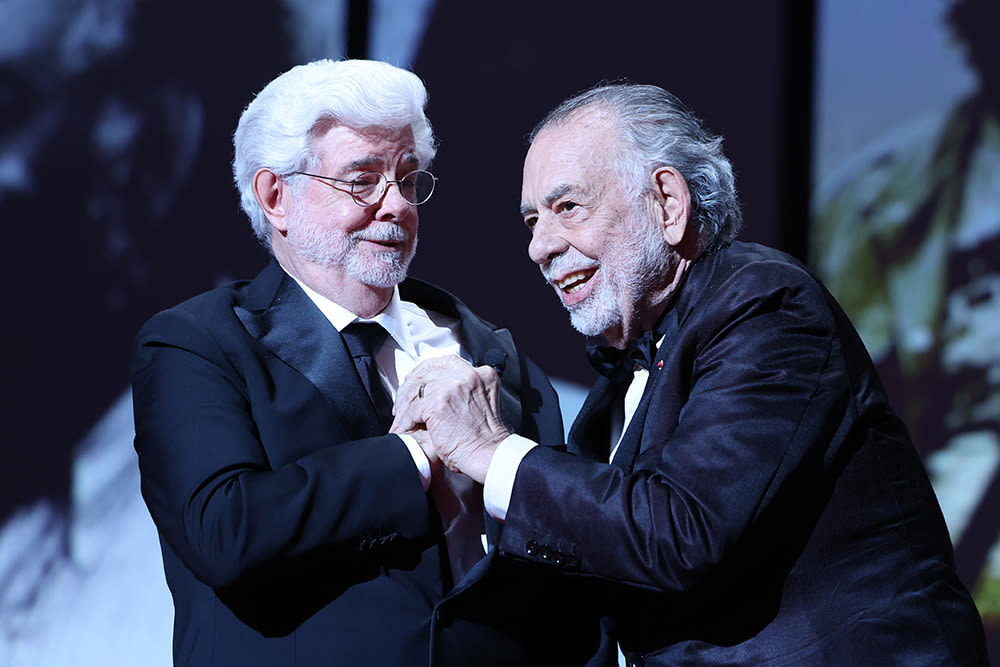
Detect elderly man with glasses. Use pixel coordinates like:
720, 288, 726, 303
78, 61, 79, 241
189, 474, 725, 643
131, 59, 599, 667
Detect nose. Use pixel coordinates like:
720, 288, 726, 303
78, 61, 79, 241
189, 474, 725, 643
374, 180, 412, 221
527, 215, 567, 266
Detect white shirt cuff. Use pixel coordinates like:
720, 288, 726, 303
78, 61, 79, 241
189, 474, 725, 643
483, 434, 538, 521
397, 433, 432, 491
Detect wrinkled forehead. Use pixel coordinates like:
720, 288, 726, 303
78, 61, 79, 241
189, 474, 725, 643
522, 111, 621, 196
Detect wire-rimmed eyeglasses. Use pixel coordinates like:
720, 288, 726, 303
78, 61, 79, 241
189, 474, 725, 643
290, 169, 437, 206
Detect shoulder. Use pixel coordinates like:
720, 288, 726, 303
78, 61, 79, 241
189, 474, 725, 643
134, 279, 253, 363
692, 242, 824, 302
678, 242, 838, 336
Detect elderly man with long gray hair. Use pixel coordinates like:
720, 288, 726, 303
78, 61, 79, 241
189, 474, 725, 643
394, 82, 990, 666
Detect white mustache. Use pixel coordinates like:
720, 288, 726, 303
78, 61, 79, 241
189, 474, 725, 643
352, 225, 409, 244
541, 249, 598, 283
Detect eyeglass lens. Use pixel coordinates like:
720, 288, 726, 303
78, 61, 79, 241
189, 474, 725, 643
353, 170, 435, 206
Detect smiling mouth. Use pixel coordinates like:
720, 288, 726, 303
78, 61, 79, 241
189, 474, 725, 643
555, 268, 597, 294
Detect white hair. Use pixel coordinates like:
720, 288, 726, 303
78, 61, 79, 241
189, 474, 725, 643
232, 59, 437, 247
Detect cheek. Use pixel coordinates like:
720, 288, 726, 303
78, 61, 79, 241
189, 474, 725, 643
595, 231, 635, 274
325, 205, 373, 234
568, 228, 607, 261
402, 210, 420, 236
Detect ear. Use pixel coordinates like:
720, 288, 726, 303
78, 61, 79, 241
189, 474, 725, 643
651, 166, 690, 247
252, 168, 292, 234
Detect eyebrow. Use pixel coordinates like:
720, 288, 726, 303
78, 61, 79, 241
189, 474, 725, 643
520, 183, 574, 217
342, 153, 419, 173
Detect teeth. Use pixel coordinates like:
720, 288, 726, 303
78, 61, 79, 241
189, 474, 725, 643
556, 269, 595, 293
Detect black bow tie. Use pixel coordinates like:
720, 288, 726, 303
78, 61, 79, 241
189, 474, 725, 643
586, 328, 659, 383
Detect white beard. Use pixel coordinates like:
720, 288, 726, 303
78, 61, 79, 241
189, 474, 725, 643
566, 264, 622, 337
285, 201, 416, 288
546, 207, 675, 337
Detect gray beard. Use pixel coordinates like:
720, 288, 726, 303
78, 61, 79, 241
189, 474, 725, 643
560, 212, 676, 338
566, 276, 622, 337
286, 216, 416, 288
343, 233, 417, 288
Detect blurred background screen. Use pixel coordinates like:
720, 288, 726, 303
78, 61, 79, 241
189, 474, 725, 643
0, 0, 996, 663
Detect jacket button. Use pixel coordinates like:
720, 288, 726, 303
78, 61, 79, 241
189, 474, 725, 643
526, 540, 538, 556
540, 547, 553, 560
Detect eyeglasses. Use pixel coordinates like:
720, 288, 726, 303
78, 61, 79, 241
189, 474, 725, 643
290, 169, 437, 206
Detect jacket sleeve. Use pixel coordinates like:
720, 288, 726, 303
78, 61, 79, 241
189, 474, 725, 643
131, 307, 438, 631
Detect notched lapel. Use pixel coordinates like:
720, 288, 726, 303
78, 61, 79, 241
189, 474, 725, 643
234, 263, 384, 440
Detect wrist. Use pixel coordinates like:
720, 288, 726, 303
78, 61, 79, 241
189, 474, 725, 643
468, 431, 509, 484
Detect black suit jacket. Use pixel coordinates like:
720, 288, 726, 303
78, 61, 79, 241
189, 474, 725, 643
499, 242, 988, 665
132, 259, 601, 666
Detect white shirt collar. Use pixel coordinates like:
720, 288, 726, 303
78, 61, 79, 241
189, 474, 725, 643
283, 269, 430, 361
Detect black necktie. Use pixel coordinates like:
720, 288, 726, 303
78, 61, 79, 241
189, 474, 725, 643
341, 322, 395, 430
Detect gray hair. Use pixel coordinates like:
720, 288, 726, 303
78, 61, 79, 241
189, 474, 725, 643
531, 83, 742, 252
233, 59, 437, 247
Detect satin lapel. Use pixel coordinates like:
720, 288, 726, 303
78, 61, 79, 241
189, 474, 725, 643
234, 262, 383, 440
567, 374, 618, 462
610, 307, 680, 472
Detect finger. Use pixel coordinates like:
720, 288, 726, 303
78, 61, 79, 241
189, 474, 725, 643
474, 364, 500, 386
390, 393, 426, 432
394, 377, 422, 413
388, 408, 413, 434
474, 365, 501, 400
401, 356, 478, 404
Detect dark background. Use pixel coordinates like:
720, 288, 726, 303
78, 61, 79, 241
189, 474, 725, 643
1, 0, 995, 663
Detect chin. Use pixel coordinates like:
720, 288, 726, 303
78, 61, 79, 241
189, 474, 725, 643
351, 254, 411, 288
568, 305, 621, 338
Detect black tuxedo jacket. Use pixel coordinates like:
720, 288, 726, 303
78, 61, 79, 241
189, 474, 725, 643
499, 242, 988, 665
132, 259, 601, 666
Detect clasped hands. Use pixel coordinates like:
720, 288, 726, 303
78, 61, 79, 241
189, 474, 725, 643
390, 355, 510, 484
